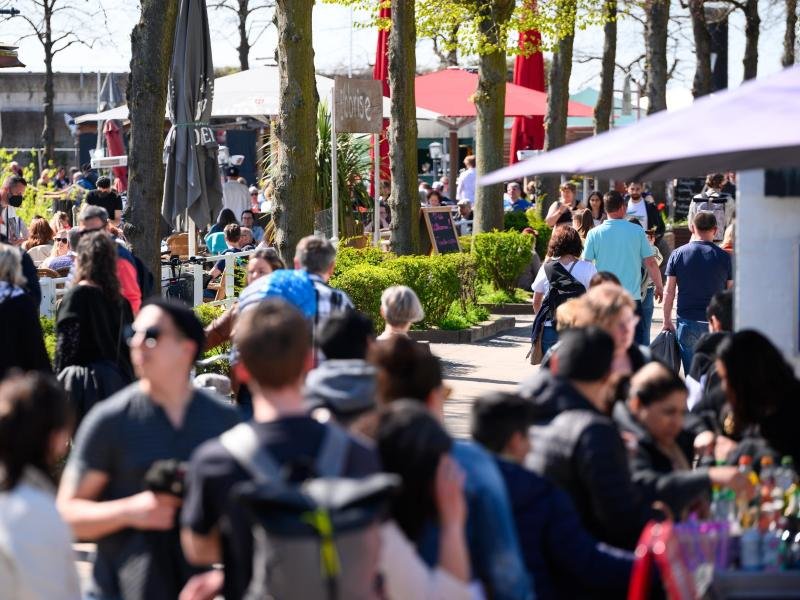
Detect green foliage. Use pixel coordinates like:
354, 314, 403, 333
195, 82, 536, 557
477, 283, 532, 305
333, 245, 390, 279
472, 231, 534, 294
438, 301, 490, 330
193, 304, 231, 375
40, 316, 56, 363
526, 208, 553, 258
504, 210, 529, 232
383, 255, 462, 328
330, 263, 402, 330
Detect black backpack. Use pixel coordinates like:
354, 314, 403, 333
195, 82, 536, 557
531, 261, 586, 344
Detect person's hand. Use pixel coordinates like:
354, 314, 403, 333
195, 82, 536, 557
654, 284, 664, 303
434, 454, 466, 530
662, 317, 675, 332
714, 435, 738, 463
709, 466, 755, 501
124, 491, 179, 531
694, 430, 716, 455
179, 570, 224, 600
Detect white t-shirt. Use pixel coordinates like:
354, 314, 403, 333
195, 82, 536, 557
532, 259, 597, 325
456, 168, 476, 204
222, 180, 251, 220
626, 199, 648, 230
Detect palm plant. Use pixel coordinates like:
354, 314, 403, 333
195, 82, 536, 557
260, 101, 372, 238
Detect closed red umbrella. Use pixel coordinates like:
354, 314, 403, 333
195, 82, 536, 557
509, 25, 546, 164
370, 3, 391, 197
103, 119, 128, 191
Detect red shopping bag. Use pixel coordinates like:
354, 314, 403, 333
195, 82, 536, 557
628, 521, 698, 600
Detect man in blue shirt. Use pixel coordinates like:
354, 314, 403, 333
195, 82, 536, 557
662, 211, 733, 372
582, 191, 663, 345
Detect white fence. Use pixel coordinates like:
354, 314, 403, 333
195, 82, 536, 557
40, 250, 255, 318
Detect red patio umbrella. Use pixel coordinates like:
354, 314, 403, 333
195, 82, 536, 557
103, 119, 128, 192
414, 69, 592, 119
509, 25, 546, 164
370, 3, 391, 197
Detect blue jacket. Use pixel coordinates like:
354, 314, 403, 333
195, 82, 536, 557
496, 457, 633, 599
419, 441, 533, 599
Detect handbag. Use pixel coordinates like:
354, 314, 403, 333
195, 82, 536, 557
528, 327, 544, 365
650, 330, 681, 372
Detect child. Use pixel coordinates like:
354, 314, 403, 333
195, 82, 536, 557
471, 392, 634, 600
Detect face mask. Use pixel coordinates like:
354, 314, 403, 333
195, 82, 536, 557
8, 194, 23, 208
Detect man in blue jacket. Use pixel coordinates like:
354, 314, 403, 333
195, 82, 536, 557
472, 391, 633, 600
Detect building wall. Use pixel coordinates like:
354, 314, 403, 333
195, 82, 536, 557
736, 169, 800, 372
0, 72, 127, 162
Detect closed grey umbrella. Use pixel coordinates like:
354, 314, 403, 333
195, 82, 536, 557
162, 0, 222, 231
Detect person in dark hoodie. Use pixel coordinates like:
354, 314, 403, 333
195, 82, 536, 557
614, 363, 752, 519
520, 326, 661, 550
472, 391, 633, 600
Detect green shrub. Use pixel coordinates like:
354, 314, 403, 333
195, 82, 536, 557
330, 264, 402, 330
458, 235, 472, 253
333, 245, 389, 278
438, 302, 491, 331
383, 255, 461, 328
40, 316, 56, 364
472, 231, 534, 294
504, 211, 529, 232
193, 305, 231, 374
526, 208, 552, 258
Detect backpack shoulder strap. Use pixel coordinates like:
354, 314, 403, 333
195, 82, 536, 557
314, 423, 350, 477
220, 423, 282, 484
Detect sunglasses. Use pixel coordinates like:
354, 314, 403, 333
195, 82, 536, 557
125, 325, 162, 348
56, 237, 68, 244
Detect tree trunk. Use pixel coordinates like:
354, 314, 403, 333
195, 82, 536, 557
125, 0, 179, 293
273, 0, 317, 264
742, 0, 759, 80
237, 0, 250, 71
594, 0, 617, 135
541, 5, 575, 217
784, 0, 797, 66
41, 0, 56, 163
388, 0, 420, 254
690, 0, 713, 98
644, 0, 669, 114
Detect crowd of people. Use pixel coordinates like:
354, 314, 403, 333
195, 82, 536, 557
0, 157, 798, 600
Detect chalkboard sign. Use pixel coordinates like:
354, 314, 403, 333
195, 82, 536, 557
421, 206, 461, 254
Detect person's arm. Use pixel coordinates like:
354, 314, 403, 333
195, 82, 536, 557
575, 424, 659, 550
434, 455, 469, 583
204, 304, 236, 351
532, 292, 544, 314
545, 202, 567, 227
662, 276, 677, 331
116, 259, 141, 314
181, 528, 223, 566
544, 486, 634, 595
644, 256, 663, 301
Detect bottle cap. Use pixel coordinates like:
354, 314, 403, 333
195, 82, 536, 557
761, 455, 774, 466
781, 456, 794, 466
739, 455, 753, 466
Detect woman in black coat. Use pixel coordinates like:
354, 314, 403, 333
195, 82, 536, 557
616, 362, 752, 519
0, 244, 50, 379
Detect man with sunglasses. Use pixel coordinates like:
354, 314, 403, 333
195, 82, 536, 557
78, 204, 143, 314
57, 299, 240, 600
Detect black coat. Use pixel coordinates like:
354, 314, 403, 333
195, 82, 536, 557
520, 370, 660, 550
613, 403, 711, 518
0, 292, 51, 379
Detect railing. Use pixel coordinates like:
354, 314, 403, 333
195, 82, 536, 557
162, 249, 254, 308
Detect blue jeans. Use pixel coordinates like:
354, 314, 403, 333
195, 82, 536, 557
637, 287, 655, 346
676, 318, 708, 374
541, 324, 559, 356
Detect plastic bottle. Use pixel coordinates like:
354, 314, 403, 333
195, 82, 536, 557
761, 510, 783, 571
776, 456, 797, 492
740, 509, 762, 571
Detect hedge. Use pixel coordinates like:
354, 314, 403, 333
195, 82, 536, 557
330, 263, 402, 330
472, 231, 534, 294
526, 208, 552, 258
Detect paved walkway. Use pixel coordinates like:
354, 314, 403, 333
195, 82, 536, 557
437, 307, 672, 438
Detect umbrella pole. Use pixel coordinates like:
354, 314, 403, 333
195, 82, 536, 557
373, 132, 380, 248
188, 211, 196, 256
449, 128, 459, 202
331, 89, 340, 244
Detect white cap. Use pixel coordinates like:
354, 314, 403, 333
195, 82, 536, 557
432, 181, 445, 191
249, 186, 259, 194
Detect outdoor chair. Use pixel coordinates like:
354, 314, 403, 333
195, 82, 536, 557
166, 233, 190, 259
37, 267, 60, 279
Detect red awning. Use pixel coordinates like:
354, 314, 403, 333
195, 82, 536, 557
414, 68, 593, 119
